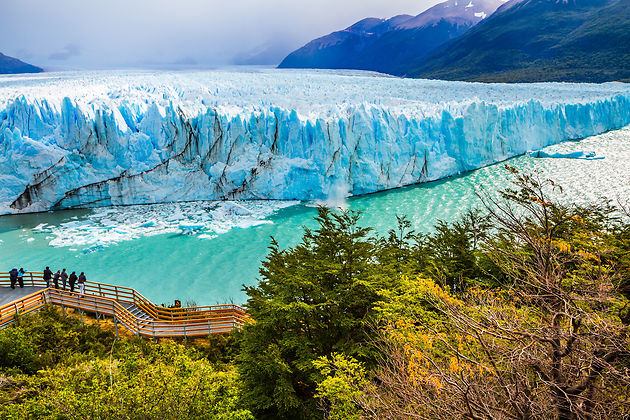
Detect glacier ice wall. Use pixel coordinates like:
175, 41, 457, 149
1, 69, 630, 214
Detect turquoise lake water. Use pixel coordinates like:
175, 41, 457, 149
1, 127, 628, 305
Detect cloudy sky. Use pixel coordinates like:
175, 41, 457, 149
1, 0, 443, 70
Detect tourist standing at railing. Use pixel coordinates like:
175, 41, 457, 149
43, 267, 53, 288
60, 269, 68, 290
9, 268, 18, 289
69, 271, 78, 292
78, 272, 86, 295
17, 268, 26, 288
53, 270, 61, 289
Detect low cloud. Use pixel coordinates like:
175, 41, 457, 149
48, 44, 81, 61
2, 0, 441, 69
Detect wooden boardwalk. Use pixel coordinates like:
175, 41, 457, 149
0, 273, 250, 338
0, 286, 45, 307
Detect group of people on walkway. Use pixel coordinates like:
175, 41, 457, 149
9, 267, 87, 295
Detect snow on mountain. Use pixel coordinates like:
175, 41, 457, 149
396, 0, 501, 29
278, 0, 503, 74
1, 69, 629, 214
410, 0, 629, 82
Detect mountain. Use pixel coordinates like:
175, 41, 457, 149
278, 0, 503, 75
0, 52, 43, 74
409, 0, 630, 82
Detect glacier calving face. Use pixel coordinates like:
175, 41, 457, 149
1, 69, 630, 215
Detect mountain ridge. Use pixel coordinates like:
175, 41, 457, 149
278, 0, 503, 75
409, 0, 630, 82
0, 52, 43, 74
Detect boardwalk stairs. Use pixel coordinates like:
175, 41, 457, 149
0, 272, 250, 338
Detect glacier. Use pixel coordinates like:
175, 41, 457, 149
1, 69, 629, 215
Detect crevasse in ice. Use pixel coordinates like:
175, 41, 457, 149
1, 69, 629, 214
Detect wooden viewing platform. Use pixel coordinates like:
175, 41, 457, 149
0, 272, 250, 338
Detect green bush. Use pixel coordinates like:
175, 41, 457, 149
0, 328, 38, 374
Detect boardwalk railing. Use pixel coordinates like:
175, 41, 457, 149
0, 272, 250, 338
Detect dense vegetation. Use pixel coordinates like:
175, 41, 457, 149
0, 306, 251, 419
1, 167, 629, 419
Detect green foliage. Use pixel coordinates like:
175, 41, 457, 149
1, 305, 123, 372
238, 208, 404, 419
0, 307, 252, 419
238, 207, 398, 419
314, 353, 370, 420
424, 210, 496, 291
0, 328, 38, 374
236, 206, 507, 419
1, 344, 252, 419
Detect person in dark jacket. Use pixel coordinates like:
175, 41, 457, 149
53, 270, 61, 289
60, 269, 68, 290
78, 272, 86, 295
68, 271, 78, 292
9, 268, 18, 289
43, 266, 53, 288
17, 268, 26, 288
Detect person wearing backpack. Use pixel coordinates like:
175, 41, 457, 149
60, 269, 68, 290
17, 268, 26, 288
69, 271, 78, 292
78, 272, 86, 295
53, 270, 61, 289
9, 268, 18, 289
43, 266, 53, 288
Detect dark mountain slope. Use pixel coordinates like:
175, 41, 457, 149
279, 0, 503, 75
0, 52, 43, 74
410, 0, 630, 82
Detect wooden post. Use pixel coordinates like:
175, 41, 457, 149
78, 295, 83, 323
112, 302, 119, 338
94, 296, 99, 321
30, 273, 34, 286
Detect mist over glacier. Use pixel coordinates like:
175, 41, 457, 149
1, 69, 629, 215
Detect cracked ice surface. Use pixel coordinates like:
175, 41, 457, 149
1, 68, 629, 215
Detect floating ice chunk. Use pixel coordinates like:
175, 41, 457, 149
83, 245, 105, 254
198, 234, 218, 240
529, 150, 605, 160
179, 224, 205, 235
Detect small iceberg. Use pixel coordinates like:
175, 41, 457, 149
529, 150, 604, 160
179, 224, 205, 235
83, 245, 105, 254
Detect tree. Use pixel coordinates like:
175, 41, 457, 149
237, 207, 394, 420
332, 169, 630, 419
